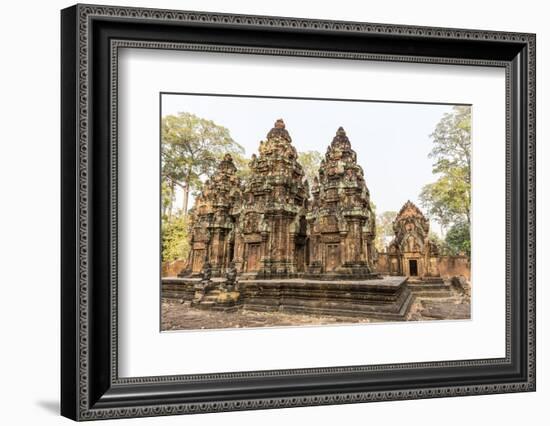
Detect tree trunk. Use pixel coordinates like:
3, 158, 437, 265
182, 183, 190, 216
167, 181, 175, 219
162, 195, 168, 219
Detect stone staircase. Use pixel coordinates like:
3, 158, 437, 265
406, 277, 453, 297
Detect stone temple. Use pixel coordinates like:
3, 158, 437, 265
181, 120, 377, 279
235, 118, 309, 278
165, 119, 456, 320
307, 127, 375, 278
386, 200, 441, 279
184, 153, 242, 277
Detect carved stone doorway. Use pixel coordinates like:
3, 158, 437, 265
246, 243, 261, 272
409, 259, 418, 276
227, 242, 234, 267
325, 243, 340, 272
192, 249, 205, 273
295, 244, 305, 273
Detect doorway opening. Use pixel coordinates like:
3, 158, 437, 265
409, 259, 418, 276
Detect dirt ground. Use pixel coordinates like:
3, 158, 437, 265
161, 290, 471, 331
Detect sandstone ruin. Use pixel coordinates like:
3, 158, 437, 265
164, 119, 469, 321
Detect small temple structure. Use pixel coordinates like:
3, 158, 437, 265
307, 127, 375, 278
386, 201, 441, 280
164, 119, 456, 319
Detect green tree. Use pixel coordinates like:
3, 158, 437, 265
445, 221, 471, 256
420, 105, 471, 230
161, 112, 245, 215
428, 231, 447, 254
375, 211, 398, 251
232, 152, 251, 182
298, 150, 323, 186
420, 166, 471, 231
161, 214, 191, 262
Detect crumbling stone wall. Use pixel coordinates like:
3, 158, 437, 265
376, 253, 470, 280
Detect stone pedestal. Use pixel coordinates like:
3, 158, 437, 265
162, 276, 413, 321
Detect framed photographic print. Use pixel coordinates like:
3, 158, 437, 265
61, 4, 536, 421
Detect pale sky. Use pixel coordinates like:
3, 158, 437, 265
162, 93, 457, 234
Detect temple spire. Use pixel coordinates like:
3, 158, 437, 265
266, 118, 292, 142
330, 126, 352, 149
306, 125, 375, 277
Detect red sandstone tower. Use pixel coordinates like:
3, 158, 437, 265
234, 119, 309, 278
306, 127, 376, 278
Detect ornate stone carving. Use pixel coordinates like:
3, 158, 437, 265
193, 260, 213, 303
387, 200, 440, 279
179, 154, 241, 277
224, 261, 238, 291
306, 127, 376, 277
236, 119, 308, 277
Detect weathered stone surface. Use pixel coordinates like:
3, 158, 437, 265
386, 201, 442, 282
162, 276, 413, 320
166, 120, 469, 325
161, 287, 471, 330
180, 153, 241, 277
307, 127, 376, 278
450, 275, 471, 297
406, 280, 453, 297
223, 261, 238, 291
235, 119, 309, 278
414, 300, 470, 320
376, 252, 470, 281
179, 121, 378, 281
161, 300, 376, 330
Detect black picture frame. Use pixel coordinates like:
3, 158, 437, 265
61, 4, 536, 421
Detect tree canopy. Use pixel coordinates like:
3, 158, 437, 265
420, 105, 471, 229
375, 210, 398, 252
298, 150, 323, 188
161, 214, 191, 262
445, 221, 471, 256
161, 112, 245, 215
161, 112, 247, 262
420, 105, 471, 257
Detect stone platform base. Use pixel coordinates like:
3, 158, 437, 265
162, 276, 413, 321
407, 277, 453, 297
302, 272, 381, 281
